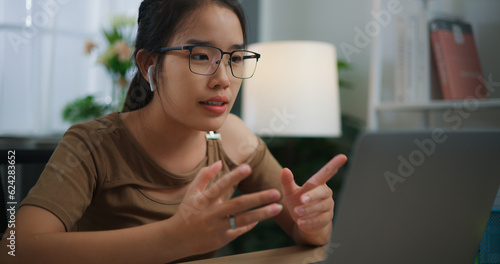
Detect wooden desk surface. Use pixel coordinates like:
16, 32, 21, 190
180, 245, 326, 264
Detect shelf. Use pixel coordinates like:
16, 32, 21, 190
367, 0, 500, 130
375, 98, 500, 111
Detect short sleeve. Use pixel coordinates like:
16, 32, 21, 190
20, 124, 101, 231
237, 137, 283, 194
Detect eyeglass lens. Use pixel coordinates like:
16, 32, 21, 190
188, 46, 258, 79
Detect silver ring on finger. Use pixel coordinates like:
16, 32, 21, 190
229, 215, 236, 230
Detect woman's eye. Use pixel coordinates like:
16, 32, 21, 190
191, 54, 209, 61
231, 55, 243, 63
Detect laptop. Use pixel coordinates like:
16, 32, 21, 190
318, 130, 500, 264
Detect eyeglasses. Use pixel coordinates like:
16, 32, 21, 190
156, 45, 260, 79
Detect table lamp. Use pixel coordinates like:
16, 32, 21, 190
242, 41, 341, 138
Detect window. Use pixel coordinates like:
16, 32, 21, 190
0, 0, 140, 135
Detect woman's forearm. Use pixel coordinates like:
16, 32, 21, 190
1, 219, 190, 264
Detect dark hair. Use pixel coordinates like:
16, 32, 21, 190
122, 0, 247, 113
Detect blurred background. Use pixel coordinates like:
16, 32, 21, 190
1, 0, 499, 258
2, 0, 500, 135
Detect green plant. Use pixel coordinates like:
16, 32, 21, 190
63, 15, 136, 123
337, 59, 352, 89
85, 15, 136, 82
79, 14, 136, 113
62, 95, 109, 124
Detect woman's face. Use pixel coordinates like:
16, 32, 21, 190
152, 4, 244, 132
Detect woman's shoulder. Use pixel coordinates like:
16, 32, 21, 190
218, 114, 260, 164
65, 112, 121, 140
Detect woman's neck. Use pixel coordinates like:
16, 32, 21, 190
120, 104, 208, 174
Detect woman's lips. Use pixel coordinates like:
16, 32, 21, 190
200, 96, 228, 114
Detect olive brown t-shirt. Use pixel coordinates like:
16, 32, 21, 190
20, 112, 283, 262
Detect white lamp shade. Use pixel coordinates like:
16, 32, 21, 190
242, 41, 341, 137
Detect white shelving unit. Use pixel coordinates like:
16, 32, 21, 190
367, 3, 500, 263
367, 0, 500, 130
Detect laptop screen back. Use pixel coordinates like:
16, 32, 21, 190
323, 130, 500, 264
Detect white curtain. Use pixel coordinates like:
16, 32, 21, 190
0, 0, 141, 135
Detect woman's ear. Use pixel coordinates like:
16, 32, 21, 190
136, 49, 156, 83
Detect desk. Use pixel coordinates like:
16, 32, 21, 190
0, 135, 61, 149
180, 245, 326, 264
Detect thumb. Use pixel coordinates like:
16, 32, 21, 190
280, 168, 299, 196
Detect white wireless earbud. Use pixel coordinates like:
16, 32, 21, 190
147, 65, 155, 92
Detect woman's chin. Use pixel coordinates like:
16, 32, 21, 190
195, 116, 227, 132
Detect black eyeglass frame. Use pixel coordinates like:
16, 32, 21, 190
155, 45, 261, 79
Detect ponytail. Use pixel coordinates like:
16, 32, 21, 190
122, 71, 154, 112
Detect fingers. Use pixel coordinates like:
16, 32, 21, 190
179, 162, 252, 224
300, 185, 333, 207
230, 203, 283, 230
280, 168, 299, 196
227, 221, 259, 237
293, 185, 334, 233
203, 163, 252, 201
296, 210, 333, 233
307, 154, 347, 186
220, 188, 281, 216
219, 188, 283, 233
294, 195, 333, 218
189, 161, 223, 193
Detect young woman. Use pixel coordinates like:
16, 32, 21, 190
1, 0, 346, 263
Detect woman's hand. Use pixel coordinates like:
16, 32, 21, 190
280, 154, 347, 243
171, 161, 283, 256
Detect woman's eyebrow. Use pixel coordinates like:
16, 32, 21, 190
185, 39, 212, 46
231, 43, 245, 50
185, 39, 245, 50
